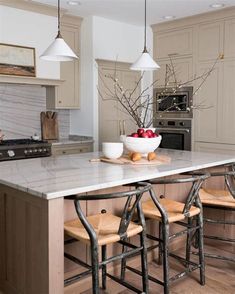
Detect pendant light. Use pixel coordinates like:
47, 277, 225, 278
40, 0, 78, 61
130, 0, 160, 71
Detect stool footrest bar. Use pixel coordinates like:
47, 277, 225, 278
106, 273, 143, 293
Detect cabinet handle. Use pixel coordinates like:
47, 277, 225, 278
62, 151, 66, 154
168, 53, 179, 56
59, 100, 62, 103
219, 53, 224, 60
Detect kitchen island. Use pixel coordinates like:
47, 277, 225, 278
0, 149, 234, 294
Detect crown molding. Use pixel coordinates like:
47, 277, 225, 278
152, 6, 235, 32
0, 0, 82, 24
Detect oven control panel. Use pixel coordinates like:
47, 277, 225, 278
154, 119, 192, 129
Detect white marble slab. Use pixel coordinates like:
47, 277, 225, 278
0, 149, 235, 200
0, 83, 70, 139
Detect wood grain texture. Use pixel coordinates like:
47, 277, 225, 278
41, 111, 59, 140
0, 184, 64, 294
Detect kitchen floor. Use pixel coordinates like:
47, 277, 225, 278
76, 244, 235, 294
1, 245, 233, 294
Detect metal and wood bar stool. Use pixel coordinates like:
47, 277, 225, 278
64, 182, 151, 294
197, 167, 235, 262
123, 173, 209, 294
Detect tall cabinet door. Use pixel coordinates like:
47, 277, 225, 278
119, 70, 141, 135
98, 67, 120, 149
98, 61, 141, 149
57, 24, 80, 109
194, 61, 223, 143
224, 18, 235, 59
220, 60, 235, 144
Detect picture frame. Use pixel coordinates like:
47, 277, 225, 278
0, 43, 36, 77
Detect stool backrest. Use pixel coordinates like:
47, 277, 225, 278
210, 164, 235, 199
66, 182, 152, 241
148, 174, 209, 221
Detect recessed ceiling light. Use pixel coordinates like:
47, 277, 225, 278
210, 3, 225, 8
162, 15, 176, 20
67, 0, 81, 5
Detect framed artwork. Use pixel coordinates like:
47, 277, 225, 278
0, 43, 36, 77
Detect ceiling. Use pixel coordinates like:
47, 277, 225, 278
32, 0, 235, 26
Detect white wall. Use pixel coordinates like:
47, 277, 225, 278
70, 16, 153, 149
0, 5, 60, 79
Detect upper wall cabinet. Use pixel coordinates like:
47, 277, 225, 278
154, 57, 193, 87
154, 28, 193, 59
47, 17, 81, 109
224, 18, 235, 59
197, 21, 224, 62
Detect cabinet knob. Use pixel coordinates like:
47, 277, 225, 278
59, 100, 62, 103
219, 53, 224, 60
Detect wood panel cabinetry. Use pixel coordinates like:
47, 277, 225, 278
224, 19, 235, 59
197, 21, 224, 62
47, 16, 81, 109
194, 61, 223, 142
52, 142, 93, 156
155, 57, 193, 87
153, 28, 193, 59
97, 60, 141, 149
153, 9, 235, 152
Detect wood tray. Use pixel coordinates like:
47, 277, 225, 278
91, 154, 171, 165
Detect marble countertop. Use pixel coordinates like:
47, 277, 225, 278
0, 149, 234, 200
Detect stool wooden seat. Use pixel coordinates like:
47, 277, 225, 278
196, 167, 235, 263
142, 198, 200, 223
199, 188, 235, 208
122, 173, 209, 294
64, 212, 143, 246
64, 183, 151, 294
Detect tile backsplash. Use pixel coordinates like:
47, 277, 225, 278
0, 83, 70, 139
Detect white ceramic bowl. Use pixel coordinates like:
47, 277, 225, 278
121, 135, 162, 156
102, 142, 123, 159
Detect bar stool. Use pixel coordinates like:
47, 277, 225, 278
198, 167, 235, 262
64, 182, 151, 294
123, 173, 209, 294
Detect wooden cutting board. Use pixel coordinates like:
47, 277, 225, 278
90, 154, 171, 165
40, 111, 59, 141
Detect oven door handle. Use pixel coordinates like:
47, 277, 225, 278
157, 128, 190, 133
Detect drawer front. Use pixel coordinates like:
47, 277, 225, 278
52, 144, 93, 156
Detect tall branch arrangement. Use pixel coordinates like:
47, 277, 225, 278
98, 56, 220, 128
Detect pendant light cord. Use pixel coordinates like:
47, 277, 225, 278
143, 0, 147, 53
57, 0, 62, 38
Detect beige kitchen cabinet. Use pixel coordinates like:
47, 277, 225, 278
154, 57, 193, 87
153, 27, 193, 60
224, 18, 235, 59
97, 60, 141, 149
194, 61, 223, 143
219, 59, 235, 144
197, 21, 224, 62
194, 141, 235, 155
47, 16, 81, 109
52, 142, 93, 156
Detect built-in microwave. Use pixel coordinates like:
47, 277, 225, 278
154, 86, 193, 119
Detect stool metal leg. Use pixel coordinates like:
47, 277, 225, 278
90, 241, 100, 294
197, 213, 205, 285
162, 223, 170, 294
186, 217, 193, 268
102, 245, 107, 290
140, 231, 149, 294
158, 222, 163, 265
120, 237, 128, 281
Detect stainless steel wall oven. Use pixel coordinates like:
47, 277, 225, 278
154, 119, 192, 151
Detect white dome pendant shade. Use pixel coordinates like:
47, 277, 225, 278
41, 32, 78, 62
40, 0, 78, 62
130, 0, 160, 71
130, 47, 160, 71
